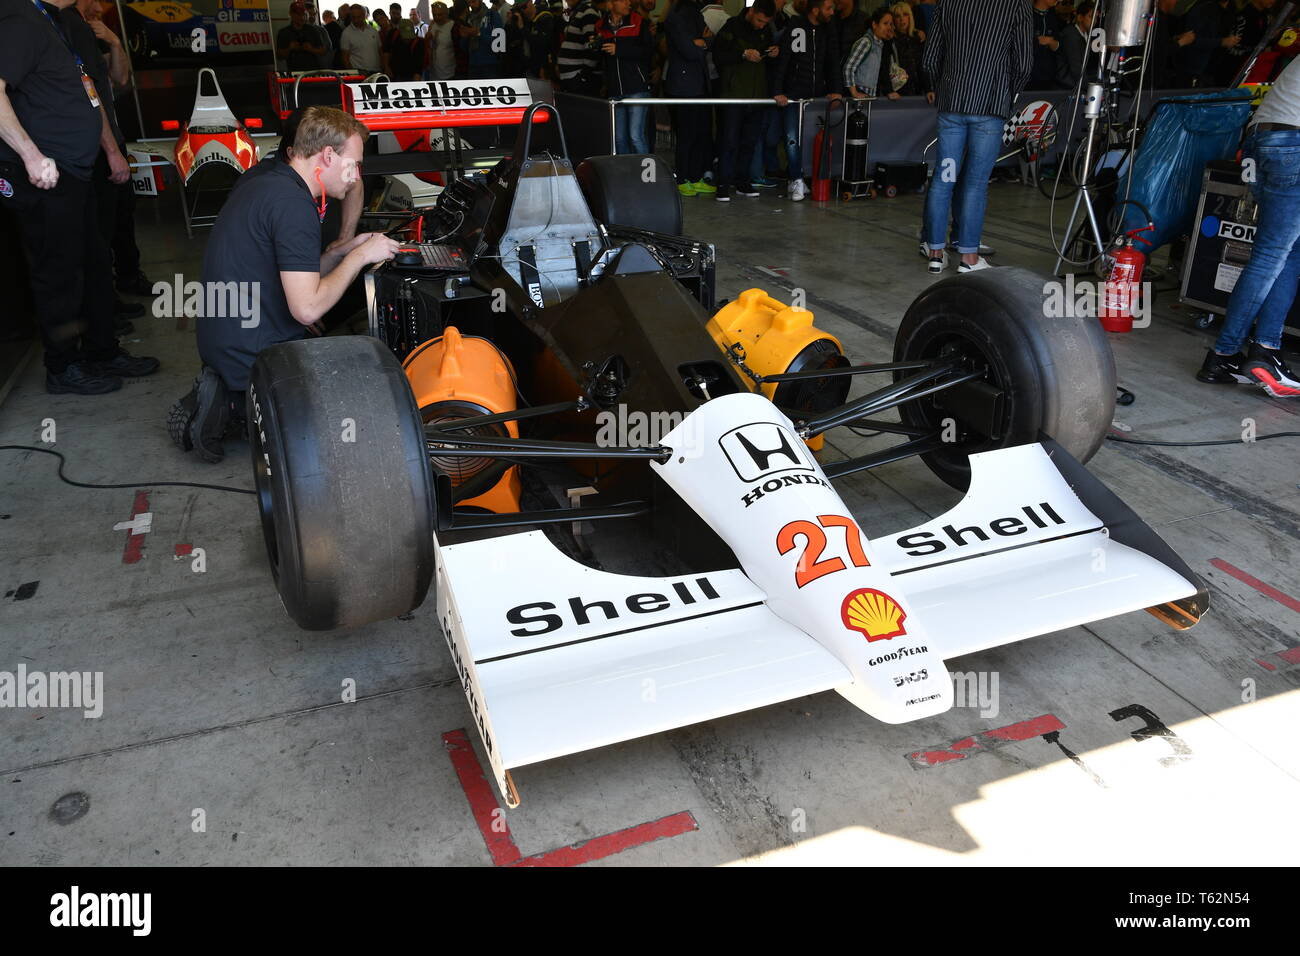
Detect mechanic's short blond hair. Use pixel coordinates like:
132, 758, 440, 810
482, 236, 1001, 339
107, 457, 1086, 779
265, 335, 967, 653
292, 106, 369, 160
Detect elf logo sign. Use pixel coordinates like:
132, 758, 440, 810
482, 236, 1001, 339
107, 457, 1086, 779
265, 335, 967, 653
347, 79, 532, 113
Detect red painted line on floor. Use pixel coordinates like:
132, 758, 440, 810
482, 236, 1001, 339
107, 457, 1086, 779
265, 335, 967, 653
908, 749, 969, 767
510, 812, 699, 868
907, 714, 1065, 769
1210, 558, 1300, 615
121, 491, 150, 565
174, 543, 192, 557
441, 730, 521, 866
983, 714, 1065, 743
441, 728, 698, 867
1253, 647, 1300, 673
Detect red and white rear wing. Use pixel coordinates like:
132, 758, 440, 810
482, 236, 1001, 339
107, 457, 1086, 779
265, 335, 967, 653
436, 393, 1206, 804
342, 78, 551, 131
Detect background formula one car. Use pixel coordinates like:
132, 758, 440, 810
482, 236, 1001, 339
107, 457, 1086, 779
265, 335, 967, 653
247, 103, 1208, 806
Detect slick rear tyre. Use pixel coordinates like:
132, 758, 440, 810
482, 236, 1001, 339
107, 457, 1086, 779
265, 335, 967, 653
893, 266, 1116, 490
576, 154, 683, 236
248, 336, 435, 630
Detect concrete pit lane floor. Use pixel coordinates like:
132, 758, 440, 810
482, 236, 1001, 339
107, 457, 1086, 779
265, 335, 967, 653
2, 175, 1299, 866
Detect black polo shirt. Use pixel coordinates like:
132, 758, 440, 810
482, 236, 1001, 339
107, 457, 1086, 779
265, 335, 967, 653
235, 150, 344, 249
0, 0, 103, 180
62, 7, 122, 148
197, 161, 322, 391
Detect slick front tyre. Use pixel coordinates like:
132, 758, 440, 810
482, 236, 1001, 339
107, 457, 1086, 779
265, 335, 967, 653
248, 337, 435, 630
893, 266, 1116, 490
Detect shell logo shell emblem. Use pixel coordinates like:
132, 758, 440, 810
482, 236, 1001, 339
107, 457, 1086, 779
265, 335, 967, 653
841, 588, 907, 642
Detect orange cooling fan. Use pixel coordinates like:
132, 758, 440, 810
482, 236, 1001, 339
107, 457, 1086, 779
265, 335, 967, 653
403, 327, 521, 514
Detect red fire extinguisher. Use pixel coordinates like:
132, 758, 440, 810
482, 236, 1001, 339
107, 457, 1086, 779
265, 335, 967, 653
1099, 225, 1154, 333
810, 101, 842, 203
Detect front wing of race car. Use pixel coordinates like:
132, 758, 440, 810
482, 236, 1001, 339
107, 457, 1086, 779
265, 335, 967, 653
435, 393, 1206, 805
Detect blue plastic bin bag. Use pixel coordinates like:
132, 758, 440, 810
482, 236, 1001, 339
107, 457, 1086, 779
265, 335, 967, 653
1120, 90, 1254, 251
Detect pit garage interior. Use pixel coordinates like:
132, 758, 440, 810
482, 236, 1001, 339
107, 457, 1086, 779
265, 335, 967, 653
5, 191, 1299, 865
3, 4, 1300, 870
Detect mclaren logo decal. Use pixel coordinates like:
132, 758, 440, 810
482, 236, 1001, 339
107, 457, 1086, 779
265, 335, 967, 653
841, 588, 907, 642
507, 576, 721, 637
895, 502, 1068, 556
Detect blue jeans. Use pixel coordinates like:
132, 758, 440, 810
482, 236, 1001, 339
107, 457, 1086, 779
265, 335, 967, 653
922, 113, 1005, 255
750, 106, 781, 181
1214, 128, 1300, 353
782, 103, 803, 181
616, 92, 651, 155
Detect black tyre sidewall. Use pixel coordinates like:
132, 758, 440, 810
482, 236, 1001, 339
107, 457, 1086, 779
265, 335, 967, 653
893, 267, 1116, 489
248, 337, 436, 631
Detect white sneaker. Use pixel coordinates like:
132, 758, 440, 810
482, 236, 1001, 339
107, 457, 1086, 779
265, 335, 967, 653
789, 179, 806, 202
927, 252, 947, 274
920, 235, 996, 257
958, 257, 991, 273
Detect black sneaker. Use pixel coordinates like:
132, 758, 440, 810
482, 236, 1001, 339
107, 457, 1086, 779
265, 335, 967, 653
85, 350, 160, 379
189, 367, 229, 463
1195, 349, 1249, 385
1243, 343, 1300, 397
46, 363, 123, 395
115, 270, 155, 296
115, 299, 146, 318
735, 181, 760, 197
168, 379, 199, 453
715, 185, 732, 202
224, 409, 249, 441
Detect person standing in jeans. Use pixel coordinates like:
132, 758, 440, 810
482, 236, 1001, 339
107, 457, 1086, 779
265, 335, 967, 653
772, 0, 841, 201
1197, 57, 1300, 396
921, 0, 1030, 273
598, 0, 654, 154
665, 0, 717, 196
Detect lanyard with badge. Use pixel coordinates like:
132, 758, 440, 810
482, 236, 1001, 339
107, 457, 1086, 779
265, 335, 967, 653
32, 0, 101, 108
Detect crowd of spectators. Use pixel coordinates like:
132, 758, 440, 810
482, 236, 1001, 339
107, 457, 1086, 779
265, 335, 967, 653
543, 0, 946, 200
285, 0, 1283, 203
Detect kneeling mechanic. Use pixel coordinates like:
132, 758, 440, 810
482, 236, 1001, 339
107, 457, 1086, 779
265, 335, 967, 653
171, 105, 399, 462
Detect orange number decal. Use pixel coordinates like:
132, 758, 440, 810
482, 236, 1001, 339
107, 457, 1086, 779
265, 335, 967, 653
818, 514, 870, 568
776, 520, 846, 589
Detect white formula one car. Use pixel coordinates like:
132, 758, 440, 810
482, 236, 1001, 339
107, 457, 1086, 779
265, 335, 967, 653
246, 102, 1207, 805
